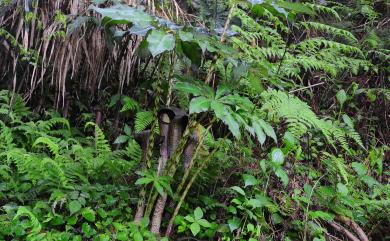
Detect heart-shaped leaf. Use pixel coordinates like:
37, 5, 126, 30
147, 30, 175, 57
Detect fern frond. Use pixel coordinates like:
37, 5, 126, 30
126, 139, 142, 163
296, 38, 364, 57
261, 90, 362, 151
37, 117, 70, 131
13, 206, 42, 235
303, 3, 341, 21
120, 96, 139, 113
134, 111, 153, 132
301, 21, 358, 44
33, 136, 60, 157
85, 122, 111, 154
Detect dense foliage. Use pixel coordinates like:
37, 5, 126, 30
0, 0, 389, 240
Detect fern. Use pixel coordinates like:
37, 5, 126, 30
13, 206, 42, 235
126, 139, 142, 163
0, 121, 14, 149
301, 21, 358, 44
134, 110, 154, 133
303, 3, 341, 21
296, 38, 364, 57
85, 122, 111, 154
261, 90, 362, 151
323, 153, 349, 184
120, 96, 140, 113
33, 136, 60, 157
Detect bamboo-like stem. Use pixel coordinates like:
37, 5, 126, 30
175, 123, 213, 195
165, 142, 222, 237
148, 119, 197, 233
134, 57, 164, 224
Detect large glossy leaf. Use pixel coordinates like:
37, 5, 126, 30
147, 30, 175, 57
90, 4, 153, 28
181, 41, 202, 66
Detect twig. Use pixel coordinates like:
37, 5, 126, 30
289, 82, 325, 94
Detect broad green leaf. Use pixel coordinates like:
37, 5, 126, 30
247, 223, 255, 232
124, 124, 132, 135
114, 135, 128, 144
69, 200, 82, 215
97, 208, 107, 219
308, 211, 334, 221
194, 207, 203, 220
174, 82, 205, 96
271, 213, 283, 224
133, 232, 143, 241
228, 217, 240, 232
275, 167, 288, 186
108, 94, 120, 108
135, 177, 153, 185
198, 219, 211, 228
351, 162, 368, 176
212, 102, 240, 138
252, 119, 266, 145
336, 89, 347, 106
185, 215, 195, 222
231, 186, 246, 196
271, 148, 284, 165
179, 31, 194, 41
215, 85, 231, 99
337, 183, 348, 196
90, 4, 153, 28
276, 1, 315, 15
154, 181, 165, 196
181, 41, 202, 66
147, 30, 175, 57
82, 222, 95, 237
189, 96, 211, 114
243, 174, 258, 187
141, 217, 150, 227
81, 208, 96, 222
190, 222, 201, 236
159, 178, 173, 196
258, 119, 277, 142
247, 198, 264, 209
